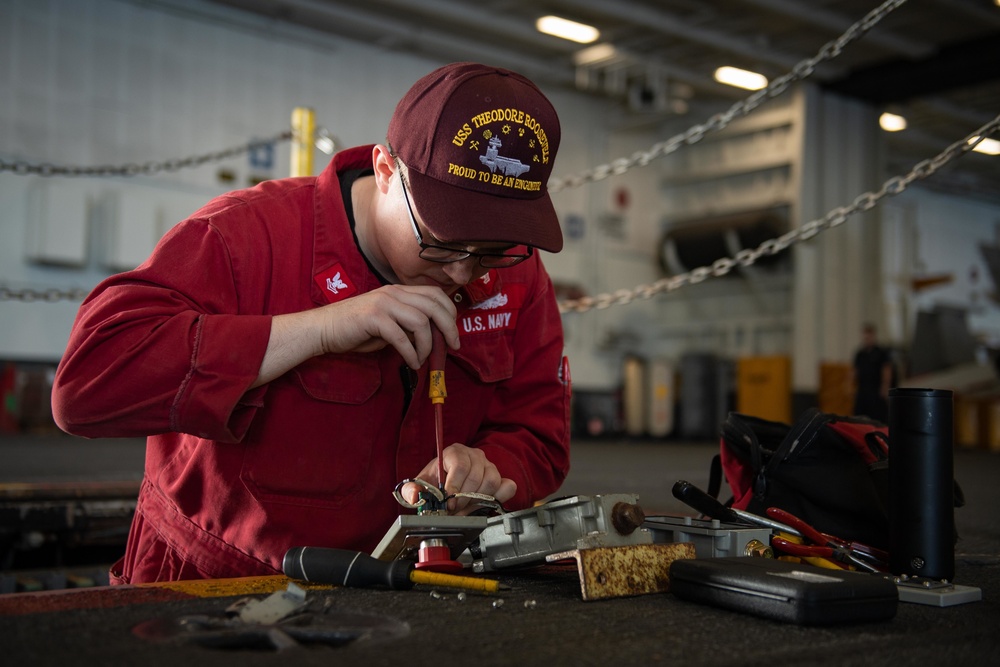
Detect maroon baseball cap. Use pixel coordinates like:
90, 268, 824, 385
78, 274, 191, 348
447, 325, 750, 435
387, 62, 563, 253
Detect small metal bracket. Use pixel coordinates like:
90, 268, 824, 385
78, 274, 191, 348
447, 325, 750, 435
895, 577, 983, 607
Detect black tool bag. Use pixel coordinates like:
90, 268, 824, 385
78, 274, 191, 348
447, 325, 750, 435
713, 408, 895, 549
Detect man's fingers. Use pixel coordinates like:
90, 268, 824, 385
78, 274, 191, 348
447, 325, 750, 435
317, 284, 458, 368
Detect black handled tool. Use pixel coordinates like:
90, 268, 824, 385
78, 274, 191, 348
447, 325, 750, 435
283, 547, 501, 593
672, 480, 741, 522
672, 481, 803, 536
285, 546, 414, 589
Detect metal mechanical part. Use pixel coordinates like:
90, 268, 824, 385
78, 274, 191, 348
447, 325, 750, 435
469, 494, 652, 573
643, 515, 774, 560
893, 576, 983, 607
744, 539, 774, 559
392, 479, 445, 511
392, 479, 505, 516
371, 514, 488, 563
414, 538, 464, 573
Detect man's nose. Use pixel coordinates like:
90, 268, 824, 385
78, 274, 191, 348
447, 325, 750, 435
442, 257, 482, 286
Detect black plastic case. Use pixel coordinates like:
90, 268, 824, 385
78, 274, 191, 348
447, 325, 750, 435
669, 557, 898, 625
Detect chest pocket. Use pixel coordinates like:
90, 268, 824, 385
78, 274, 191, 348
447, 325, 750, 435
241, 354, 383, 508
292, 353, 382, 402
454, 330, 515, 383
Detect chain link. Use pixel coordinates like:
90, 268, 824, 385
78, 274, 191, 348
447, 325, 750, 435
0, 132, 293, 178
548, 0, 908, 193
559, 113, 1000, 314
0, 286, 90, 302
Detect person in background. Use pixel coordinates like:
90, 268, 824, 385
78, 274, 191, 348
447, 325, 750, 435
51, 62, 571, 584
852, 322, 893, 422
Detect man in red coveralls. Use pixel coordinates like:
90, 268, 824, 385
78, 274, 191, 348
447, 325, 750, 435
51, 63, 571, 584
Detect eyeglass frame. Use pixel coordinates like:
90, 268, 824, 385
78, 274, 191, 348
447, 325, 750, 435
396, 165, 533, 269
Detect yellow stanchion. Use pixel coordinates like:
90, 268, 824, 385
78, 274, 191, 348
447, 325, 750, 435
291, 107, 315, 177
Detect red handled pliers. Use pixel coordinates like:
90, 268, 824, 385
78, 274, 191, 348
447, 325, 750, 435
766, 507, 889, 573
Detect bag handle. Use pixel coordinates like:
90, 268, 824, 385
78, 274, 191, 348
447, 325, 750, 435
754, 408, 829, 501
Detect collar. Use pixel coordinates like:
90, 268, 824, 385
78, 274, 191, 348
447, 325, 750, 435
311, 146, 382, 306
311, 145, 505, 308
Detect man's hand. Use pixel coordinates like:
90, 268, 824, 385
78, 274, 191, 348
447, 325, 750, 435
405, 443, 517, 515
253, 284, 459, 388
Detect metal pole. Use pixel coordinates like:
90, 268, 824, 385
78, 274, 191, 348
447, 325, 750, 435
291, 107, 315, 177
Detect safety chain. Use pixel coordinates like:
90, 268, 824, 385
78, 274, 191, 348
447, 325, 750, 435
558, 113, 1000, 314
5, 116, 997, 306
548, 0, 909, 193
0, 285, 90, 302
0, 131, 293, 178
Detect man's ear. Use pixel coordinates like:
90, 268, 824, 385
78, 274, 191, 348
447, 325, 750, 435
371, 144, 395, 194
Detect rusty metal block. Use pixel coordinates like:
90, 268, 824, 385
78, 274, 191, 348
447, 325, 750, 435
546, 542, 696, 601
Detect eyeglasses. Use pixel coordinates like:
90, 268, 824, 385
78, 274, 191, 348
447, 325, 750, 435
398, 171, 533, 269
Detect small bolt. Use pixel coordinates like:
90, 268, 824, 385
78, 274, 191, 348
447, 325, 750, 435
429, 590, 443, 599
744, 539, 774, 559
911, 557, 925, 570
523, 600, 537, 609
457, 592, 467, 602
611, 502, 646, 535
491, 599, 505, 610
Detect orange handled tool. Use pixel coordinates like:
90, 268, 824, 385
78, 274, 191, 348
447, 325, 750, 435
429, 326, 448, 491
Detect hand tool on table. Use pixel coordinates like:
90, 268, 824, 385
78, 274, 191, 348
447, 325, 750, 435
672, 480, 803, 537
765, 507, 889, 573
284, 546, 503, 593
429, 325, 448, 499
391, 326, 453, 515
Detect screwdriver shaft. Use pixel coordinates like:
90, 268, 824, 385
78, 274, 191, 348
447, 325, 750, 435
411, 569, 501, 593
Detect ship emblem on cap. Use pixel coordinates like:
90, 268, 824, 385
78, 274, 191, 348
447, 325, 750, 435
479, 136, 529, 177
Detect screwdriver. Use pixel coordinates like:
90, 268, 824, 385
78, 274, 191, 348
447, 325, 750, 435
429, 326, 448, 493
283, 546, 502, 593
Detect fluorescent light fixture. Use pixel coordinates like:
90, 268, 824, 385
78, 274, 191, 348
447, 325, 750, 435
969, 135, 1000, 156
879, 112, 907, 132
713, 66, 768, 91
573, 42, 618, 66
537, 15, 599, 44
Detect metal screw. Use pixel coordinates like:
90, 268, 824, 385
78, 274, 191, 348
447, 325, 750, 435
491, 599, 505, 610
911, 557, 925, 570
523, 600, 537, 609
457, 592, 467, 602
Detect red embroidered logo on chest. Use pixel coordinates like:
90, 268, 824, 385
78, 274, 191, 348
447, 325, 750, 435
314, 263, 357, 303
458, 284, 526, 336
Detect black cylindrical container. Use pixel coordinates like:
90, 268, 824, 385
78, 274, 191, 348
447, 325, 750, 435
888, 388, 954, 581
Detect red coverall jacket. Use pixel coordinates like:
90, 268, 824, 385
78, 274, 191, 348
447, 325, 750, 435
51, 146, 571, 583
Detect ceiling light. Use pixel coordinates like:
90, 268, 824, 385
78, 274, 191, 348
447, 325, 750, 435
536, 16, 599, 44
879, 112, 907, 132
713, 66, 768, 91
573, 42, 618, 66
969, 136, 1000, 156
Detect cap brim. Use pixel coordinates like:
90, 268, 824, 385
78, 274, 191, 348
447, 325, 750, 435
406, 168, 564, 254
